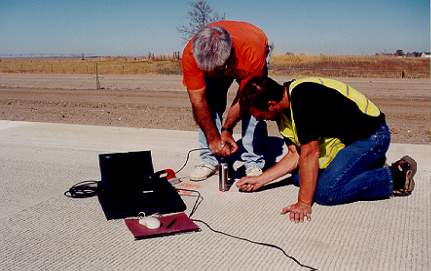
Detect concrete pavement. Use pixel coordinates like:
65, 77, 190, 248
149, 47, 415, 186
0, 120, 430, 270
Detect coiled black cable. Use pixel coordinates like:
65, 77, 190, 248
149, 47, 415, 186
64, 180, 98, 198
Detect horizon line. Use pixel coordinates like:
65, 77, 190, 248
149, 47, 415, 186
1, 51, 430, 59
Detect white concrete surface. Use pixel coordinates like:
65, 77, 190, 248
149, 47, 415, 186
0, 120, 430, 270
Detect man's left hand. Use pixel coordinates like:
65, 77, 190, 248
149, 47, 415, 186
281, 201, 312, 223
236, 176, 264, 192
220, 130, 239, 155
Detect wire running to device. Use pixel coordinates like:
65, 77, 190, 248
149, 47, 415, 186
192, 219, 318, 271
175, 183, 317, 270
175, 147, 209, 174
175, 188, 203, 218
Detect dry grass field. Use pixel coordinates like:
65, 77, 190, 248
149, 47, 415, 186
0, 55, 429, 144
0, 54, 429, 78
0, 56, 181, 75
270, 54, 430, 78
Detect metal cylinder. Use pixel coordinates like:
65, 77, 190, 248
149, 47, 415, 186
219, 161, 229, 192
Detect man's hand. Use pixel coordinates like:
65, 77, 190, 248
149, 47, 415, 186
220, 130, 238, 154
281, 201, 312, 223
208, 136, 231, 157
282, 140, 318, 223
236, 176, 264, 192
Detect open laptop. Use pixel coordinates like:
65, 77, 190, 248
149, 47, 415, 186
97, 150, 186, 220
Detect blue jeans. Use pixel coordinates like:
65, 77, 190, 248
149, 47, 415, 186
198, 76, 266, 170
291, 123, 394, 205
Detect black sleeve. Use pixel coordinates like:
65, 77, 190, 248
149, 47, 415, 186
283, 137, 294, 146
290, 83, 325, 144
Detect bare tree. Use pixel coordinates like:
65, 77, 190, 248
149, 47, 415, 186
177, 0, 225, 41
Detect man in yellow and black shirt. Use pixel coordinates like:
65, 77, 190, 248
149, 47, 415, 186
237, 77, 417, 223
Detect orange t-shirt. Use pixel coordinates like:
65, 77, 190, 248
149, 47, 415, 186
181, 20, 268, 91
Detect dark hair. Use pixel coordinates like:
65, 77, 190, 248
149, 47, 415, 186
240, 76, 285, 113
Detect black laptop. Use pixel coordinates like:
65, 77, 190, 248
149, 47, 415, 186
97, 150, 186, 220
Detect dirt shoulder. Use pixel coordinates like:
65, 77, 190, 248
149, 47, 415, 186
0, 74, 430, 144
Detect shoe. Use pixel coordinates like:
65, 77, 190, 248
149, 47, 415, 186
245, 167, 263, 177
190, 164, 217, 181
390, 155, 417, 196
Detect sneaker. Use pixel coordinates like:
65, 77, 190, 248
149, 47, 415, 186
245, 167, 263, 177
390, 155, 417, 196
190, 164, 217, 181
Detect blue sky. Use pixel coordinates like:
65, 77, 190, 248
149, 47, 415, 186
0, 0, 429, 56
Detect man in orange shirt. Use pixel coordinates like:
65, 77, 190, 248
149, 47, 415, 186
182, 20, 270, 181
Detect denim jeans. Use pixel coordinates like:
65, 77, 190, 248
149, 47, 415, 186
198, 76, 266, 170
291, 123, 393, 205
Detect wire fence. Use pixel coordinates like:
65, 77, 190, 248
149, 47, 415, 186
0, 55, 429, 89
0, 59, 181, 75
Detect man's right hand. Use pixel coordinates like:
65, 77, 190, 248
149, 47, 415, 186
236, 176, 264, 192
208, 136, 235, 157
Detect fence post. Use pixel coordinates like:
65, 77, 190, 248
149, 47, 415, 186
96, 63, 101, 90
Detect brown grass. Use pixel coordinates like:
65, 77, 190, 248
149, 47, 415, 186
0, 54, 429, 78
0, 56, 181, 75
270, 54, 430, 78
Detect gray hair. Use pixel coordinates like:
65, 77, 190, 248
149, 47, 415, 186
192, 26, 232, 72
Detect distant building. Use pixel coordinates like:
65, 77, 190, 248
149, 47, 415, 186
376, 51, 431, 58
395, 49, 405, 56
406, 52, 422, 57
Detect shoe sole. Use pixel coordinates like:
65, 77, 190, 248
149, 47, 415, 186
401, 155, 417, 175
394, 155, 417, 196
